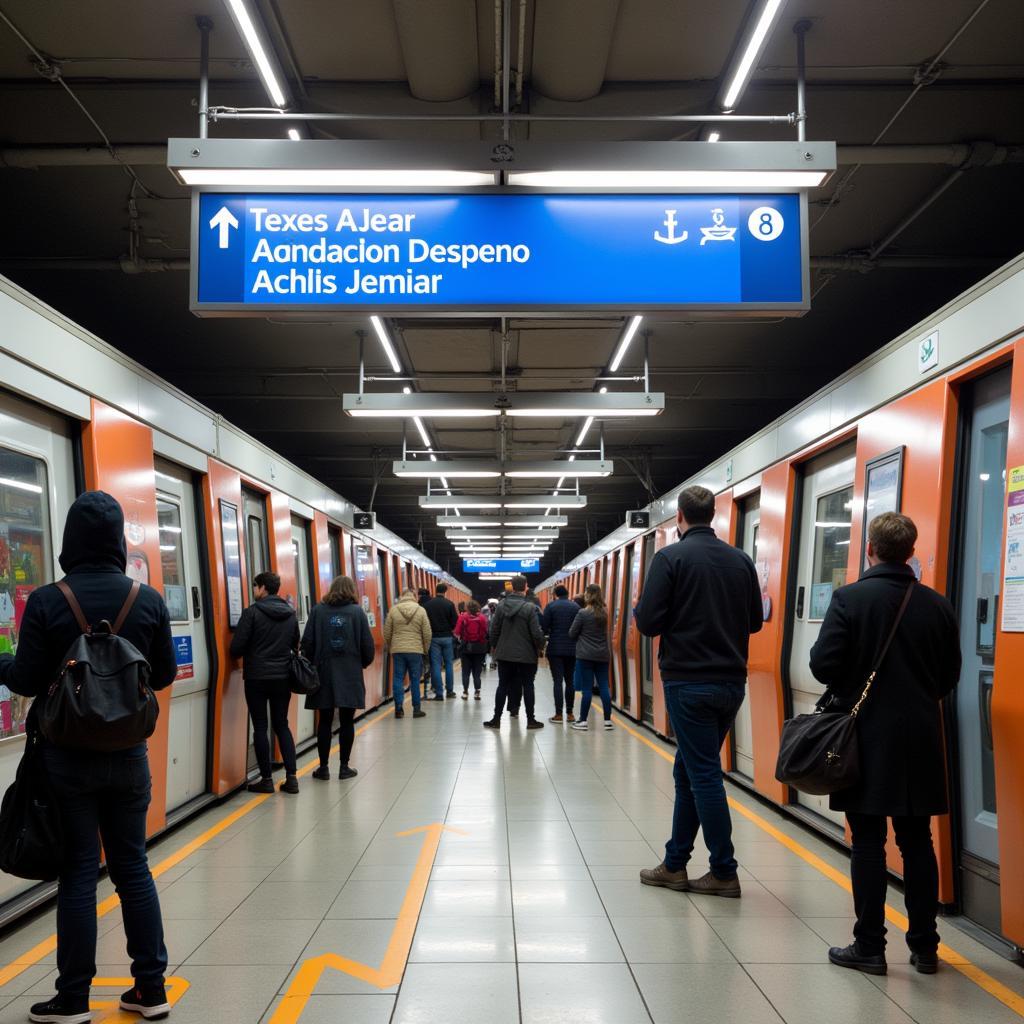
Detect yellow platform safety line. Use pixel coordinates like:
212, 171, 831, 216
609, 711, 1024, 1019
269, 822, 468, 1024
0, 697, 401, 991
83, 975, 189, 1023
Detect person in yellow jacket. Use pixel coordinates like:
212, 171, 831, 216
383, 588, 431, 719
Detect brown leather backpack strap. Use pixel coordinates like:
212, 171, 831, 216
111, 581, 142, 635
57, 579, 91, 634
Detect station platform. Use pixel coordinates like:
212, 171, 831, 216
0, 667, 1021, 1024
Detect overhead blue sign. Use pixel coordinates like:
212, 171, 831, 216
463, 558, 540, 574
192, 192, 806, 314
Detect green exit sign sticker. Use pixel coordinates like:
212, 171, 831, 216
918, 331, 939, 374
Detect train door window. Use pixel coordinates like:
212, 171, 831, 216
954, 366, 1010, 934
809, 488, 854, 620
731, 493, 761, 780
328, 526, 342, 579
156, 500, 188, 622
290, 516, 316, 744
241, 489, 269, 602
640, 534, 657, 724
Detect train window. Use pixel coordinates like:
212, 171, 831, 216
247, 516, 267, 577
156, 499, 189, 622
809, 486, 853, 619
0, 448, 53, 742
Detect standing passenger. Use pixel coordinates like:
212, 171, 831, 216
634, 486, 762, 898
810, 513, 961, 976
569, 584, 612, 730
484, 576, 545, 730
303, 575, 375, 780
0, 492, 178, 1023
542, 584, 578, 723
383, 588, 431, 720
424, 583, 458, 700
230, 571, 301, 795
454, 600, 488, 699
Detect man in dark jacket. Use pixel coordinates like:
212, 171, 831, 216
810, 512, 960, 977
634, 485, 763, 898
230, 570, 300, 793
423, 583, 458, 700
484, 575, 545, 730
0, 491, 176, 1023
542, 584, 579, 723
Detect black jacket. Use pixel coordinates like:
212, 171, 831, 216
489, 592, 543, 664
541, 598, 580, 657
423, 595, 458, 638
301, 599, 375, 710
230, 594, 299, 681
809, 562, 961, 816
634, 526, 763, 684
570, 607, 610, 662
0, 490, 176, 701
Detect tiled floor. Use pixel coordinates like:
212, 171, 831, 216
0, 667, 1022, 1023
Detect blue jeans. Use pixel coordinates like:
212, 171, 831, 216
43, 744, 167, 1000
392, 652, 423, 709
429, 636, 455, 696
663, 682, 745, 879
575, 659, 611, 722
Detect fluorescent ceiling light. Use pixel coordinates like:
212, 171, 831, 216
419, 496, 504, 509
370, 316, 402, 374
287, 128, 301, 142
446, 533, 502, 540
394, 461, 501, 479
177, 168, 497, 187
504, 460, 612, 479
223, 0, 288, 107
708, 131, 721, 143
502, 495, 587, 509
609, 316, 644, 373
574, 417, 594, 448
397, 459, 610, 479
721, 0, 788, 110
506, 170, 827, 188
435, 516, 569, 528
344, 392, 663, 418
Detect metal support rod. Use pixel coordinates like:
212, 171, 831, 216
357, 330, 365, 394
599, 422, 606, 461
502, 0, 512, 143
643, 331, 651, 393
208, 109, 797, 124
794, 20, 811, 142
197, 16, 213, 139
402, 420, 407, 462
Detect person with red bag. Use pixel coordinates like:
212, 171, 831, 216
454, 599, 489, 700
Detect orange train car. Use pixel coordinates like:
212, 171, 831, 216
538, 255, 1024, 954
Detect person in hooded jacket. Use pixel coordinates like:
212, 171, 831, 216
383, 588, 431, 719
541, 584, 579, 723
0, 491, 177, 1024
484, 576, 545, 730
229, 571, 300, 794
302, 575, 375, 780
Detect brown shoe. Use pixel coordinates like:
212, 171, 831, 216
687, 871, 741, 898
639, 863, 689, 891
566, 712, 576, 723
549, 714, 564, 723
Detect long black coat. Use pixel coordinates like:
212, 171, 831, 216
300, 599, 375, 710
809, 562, 961, 817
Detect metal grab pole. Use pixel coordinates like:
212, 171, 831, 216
197, 16, 213, 139
794, 20, 811, 142
207, 110, 797, 125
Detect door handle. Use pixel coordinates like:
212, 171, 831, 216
979, 673, 995, 752
796, 586, 805, 619
191, 586, 201, 619
977, 597, 989, 624
305, 595, 310, 616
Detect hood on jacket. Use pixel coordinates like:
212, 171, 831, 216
254, 594, 296, 620
503, 593, 532, 616
395, 598, 421, 623
59, 490, 128, 573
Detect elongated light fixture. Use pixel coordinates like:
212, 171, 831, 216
508, 169, 826, 187
609, 316, 644, 373
436, 516, 569, 528
720, 0, 788, 110
418, 495, 586, 510
345, 392, 663, 418
503, 460, 612, 479
370, 316, 402, 374
223, 0, 289, 107
397, 459, 611, 479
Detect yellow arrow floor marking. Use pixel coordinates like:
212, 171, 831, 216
82, 975, 189, 1023
269, 822, 468, 1024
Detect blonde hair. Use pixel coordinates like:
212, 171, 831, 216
400, 588, 417, 600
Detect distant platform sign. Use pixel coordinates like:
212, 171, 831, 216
192, 192, 806, 315
464, 558, 540, 574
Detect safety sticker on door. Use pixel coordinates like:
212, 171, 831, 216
173, 635, 194, 680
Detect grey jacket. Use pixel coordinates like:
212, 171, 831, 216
489, 593, 544, 664
569, 607, 610, 662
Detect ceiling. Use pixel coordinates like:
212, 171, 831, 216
0, 0, 1022, 593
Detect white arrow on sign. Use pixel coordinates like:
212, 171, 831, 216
209, 206, 239, 249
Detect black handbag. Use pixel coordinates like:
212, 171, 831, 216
288, 651, 320, 696
0, 712, 64, 881
775, 582, 915, 796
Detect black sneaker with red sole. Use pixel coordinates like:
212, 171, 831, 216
120, 984, 171, 1019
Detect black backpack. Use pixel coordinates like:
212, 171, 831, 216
37, 580, 159, 752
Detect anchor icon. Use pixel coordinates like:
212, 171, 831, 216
654, 209, 688, 245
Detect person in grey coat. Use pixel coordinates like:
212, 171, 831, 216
570, 583, 613, 731
484, 576, 545, 730
301, 575, 375, 780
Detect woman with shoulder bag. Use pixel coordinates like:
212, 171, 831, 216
302, 576, 375, 781
454, 600, 488, 700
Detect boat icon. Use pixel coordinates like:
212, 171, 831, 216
699, 208, 736, 245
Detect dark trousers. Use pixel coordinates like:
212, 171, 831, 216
245, 677, 297, 778
317, 706, 357, 768
575, 659, 611, 722
43, 745, 167, 1000
493, 661, 537, 721
548, 654, 576, 715
663, 681, 745, 879
461, 652, 485, 692
847, 812, 940, 956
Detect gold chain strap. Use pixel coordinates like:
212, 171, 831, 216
850, 671, 875, 718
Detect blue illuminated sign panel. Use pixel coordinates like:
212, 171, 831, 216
463, 558, 540, 574
192, 192, 806, 314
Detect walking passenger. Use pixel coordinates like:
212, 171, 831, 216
810, 513, 960, 976
383, 588, 431, 719
454, 600, 488, 699
302, 575, 376, 781
542, 584, 578, 723
0, 492, 177, 1023
569, 584, 612, 731
483, 575, 545, 730
634, 485, 763, 898
230, 571, 301, 795
424, 583, 458, 700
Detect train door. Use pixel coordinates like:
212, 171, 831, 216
241, 488, 270, 771
0, 394, 75, 910
731, 492, 761, 779
787, 441, 856, 827
953, 367, 1010, 933
619, 545, 635, 712
607, 553, 621, 701
328, 525, 342, 579
377, 548, 391, 695
155, 460, 212, 813
291, 515, 316, 744
639, 534, 657, 724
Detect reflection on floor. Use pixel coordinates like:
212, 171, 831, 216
0, 666, 1022, 1024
